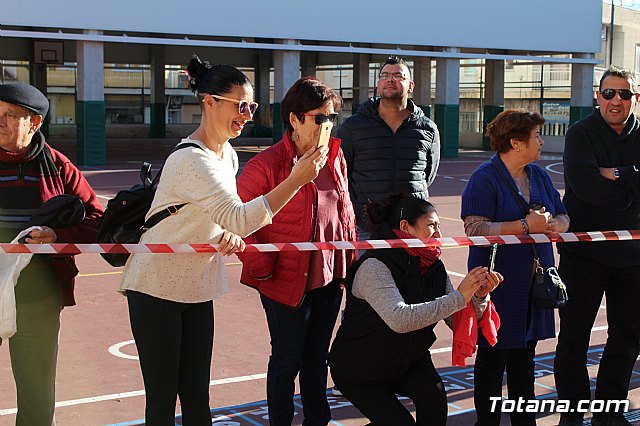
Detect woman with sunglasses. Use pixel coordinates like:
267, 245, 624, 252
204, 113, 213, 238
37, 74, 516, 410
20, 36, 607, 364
119, 57, 327, 424
236, 76, 357, 425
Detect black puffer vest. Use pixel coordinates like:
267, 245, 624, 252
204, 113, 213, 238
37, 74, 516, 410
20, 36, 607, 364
329, 245, 447, 384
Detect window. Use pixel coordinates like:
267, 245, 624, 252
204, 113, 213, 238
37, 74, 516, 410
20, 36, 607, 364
459, 111, 480, 133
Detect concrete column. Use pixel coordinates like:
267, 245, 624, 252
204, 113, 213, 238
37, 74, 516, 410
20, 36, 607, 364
570, 53, 595, 125
435, 48, 460, 158
301, 51, 317, 78
352, 54, 370, 113
76, 30, 105, 166
413, 57, 432, 118
254, 49, 272, 137
149, 45, 165, 138
272, 40, 300, 142
482, 60, 505, 149
29, 62, 49, 137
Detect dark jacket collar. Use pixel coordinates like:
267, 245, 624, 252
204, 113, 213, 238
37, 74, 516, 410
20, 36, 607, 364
357, 97, 423, 122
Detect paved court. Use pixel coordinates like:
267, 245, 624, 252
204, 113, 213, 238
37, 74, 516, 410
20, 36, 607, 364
0, 140, 638, 425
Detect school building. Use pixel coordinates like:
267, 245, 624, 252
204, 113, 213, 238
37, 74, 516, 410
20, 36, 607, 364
1, 0, 606, 165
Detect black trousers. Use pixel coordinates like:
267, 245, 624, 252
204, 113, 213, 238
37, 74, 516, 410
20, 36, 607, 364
127, 290, 214, 425
331, 354, 447, 426
554, 251, 640, 412
473, 341, 537, 426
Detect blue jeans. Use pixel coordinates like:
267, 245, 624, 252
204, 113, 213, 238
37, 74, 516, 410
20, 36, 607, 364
260, 280, 343, 426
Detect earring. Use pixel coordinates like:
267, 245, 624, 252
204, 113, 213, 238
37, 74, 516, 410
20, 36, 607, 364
291, 130, 299, 142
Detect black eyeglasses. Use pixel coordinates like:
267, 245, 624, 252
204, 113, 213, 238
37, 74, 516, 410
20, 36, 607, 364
301, 113, 339, 125
207, 94, 259, 115
379, 72, 408, 81
600, 88, 636, 101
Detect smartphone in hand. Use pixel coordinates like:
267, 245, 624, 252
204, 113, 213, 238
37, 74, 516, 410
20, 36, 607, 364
317, 121, 333, 148
488, 243, 498, 272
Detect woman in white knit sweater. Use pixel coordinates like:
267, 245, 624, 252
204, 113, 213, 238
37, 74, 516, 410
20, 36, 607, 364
119, 55, 328, 424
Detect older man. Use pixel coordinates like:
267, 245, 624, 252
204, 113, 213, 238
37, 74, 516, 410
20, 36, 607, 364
0, 83, 102, 425
555, 66, 640, 426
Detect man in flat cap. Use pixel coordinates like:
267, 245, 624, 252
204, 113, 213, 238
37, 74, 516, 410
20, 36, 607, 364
0, 83, 103, 425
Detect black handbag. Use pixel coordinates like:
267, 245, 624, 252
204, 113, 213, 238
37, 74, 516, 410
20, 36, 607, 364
493, 163, 568, 309
97, 143, 200, 267
530, 244, 568, 309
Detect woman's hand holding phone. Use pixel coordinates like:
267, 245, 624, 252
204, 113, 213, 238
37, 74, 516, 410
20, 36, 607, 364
290, 146, 328, 186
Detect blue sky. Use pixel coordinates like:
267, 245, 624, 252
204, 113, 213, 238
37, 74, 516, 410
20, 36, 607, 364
605, 0, 640, 9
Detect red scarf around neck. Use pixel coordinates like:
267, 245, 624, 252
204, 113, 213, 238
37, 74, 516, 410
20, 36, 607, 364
392, 228, 442, 274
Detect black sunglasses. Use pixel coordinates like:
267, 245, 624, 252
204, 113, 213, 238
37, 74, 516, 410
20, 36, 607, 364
301, 113, 339, 125
600, 88, 636, 101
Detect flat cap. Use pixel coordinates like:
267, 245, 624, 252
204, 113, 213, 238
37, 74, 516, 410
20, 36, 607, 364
0, 83, 49, 117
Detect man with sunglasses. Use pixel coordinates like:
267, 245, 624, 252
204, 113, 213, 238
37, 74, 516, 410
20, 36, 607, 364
555, 66, 640, 426
337, 56, 440, 239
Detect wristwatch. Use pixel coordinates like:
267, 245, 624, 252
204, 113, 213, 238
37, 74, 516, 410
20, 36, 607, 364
614, 168, 620, 180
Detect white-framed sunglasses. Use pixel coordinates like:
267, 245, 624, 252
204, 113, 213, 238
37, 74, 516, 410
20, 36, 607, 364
206, 94, 259, 116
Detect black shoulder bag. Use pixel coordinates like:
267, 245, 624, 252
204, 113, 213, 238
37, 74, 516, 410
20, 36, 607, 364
493, 164, 568, 309
97, 142, 201, 267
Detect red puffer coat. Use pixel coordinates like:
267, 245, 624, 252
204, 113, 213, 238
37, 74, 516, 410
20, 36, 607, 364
236, 131, 357, 308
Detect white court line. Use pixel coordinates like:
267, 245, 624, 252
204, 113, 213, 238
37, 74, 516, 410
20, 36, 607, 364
0, 328, 613, 415
0, 373, 268, 415
545, 162, 564, 175
0, 270, 611, 415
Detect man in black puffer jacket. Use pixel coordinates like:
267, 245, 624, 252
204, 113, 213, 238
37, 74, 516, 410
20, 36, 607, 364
337, 56, 440, 235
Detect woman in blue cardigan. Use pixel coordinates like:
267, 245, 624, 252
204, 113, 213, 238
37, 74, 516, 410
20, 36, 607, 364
461, 109, 569, 426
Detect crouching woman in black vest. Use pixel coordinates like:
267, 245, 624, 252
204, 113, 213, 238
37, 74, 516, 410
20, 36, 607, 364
329, 193, 503, 425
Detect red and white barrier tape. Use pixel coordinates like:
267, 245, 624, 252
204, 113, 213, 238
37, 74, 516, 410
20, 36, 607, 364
1, 230, 639, 255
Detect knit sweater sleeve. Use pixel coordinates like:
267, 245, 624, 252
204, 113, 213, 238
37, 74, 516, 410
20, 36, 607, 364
461, 165, 500, 220
352, 258, 466, 333
158, 144, 271, 238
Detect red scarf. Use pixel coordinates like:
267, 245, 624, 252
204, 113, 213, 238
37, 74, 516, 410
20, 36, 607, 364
392, 228, 442, 274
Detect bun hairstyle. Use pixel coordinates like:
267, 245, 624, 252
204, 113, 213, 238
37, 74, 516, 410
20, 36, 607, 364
186, 54, 251, 97
366, 193, 436, 230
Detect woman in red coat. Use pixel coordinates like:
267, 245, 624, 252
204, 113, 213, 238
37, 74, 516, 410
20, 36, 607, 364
237, 76, 356, 426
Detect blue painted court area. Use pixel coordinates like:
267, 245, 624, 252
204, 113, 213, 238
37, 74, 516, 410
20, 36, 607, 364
108, 347, 640, 426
